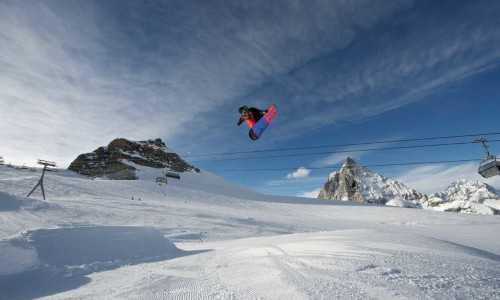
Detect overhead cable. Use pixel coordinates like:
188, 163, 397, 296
210, 158, 481, 172
191, 139, 500, 163
183, 132, 500, 158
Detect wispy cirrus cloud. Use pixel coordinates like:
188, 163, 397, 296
396, 161, 500, 194
261, 0, 500, 137
2, 0, 499, 170
0, 0, 416, 165
310, 137, 404, 167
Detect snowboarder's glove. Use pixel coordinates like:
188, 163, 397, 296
237, 119, 243, 126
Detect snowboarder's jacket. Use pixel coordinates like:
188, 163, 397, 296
237, 107, 268, 128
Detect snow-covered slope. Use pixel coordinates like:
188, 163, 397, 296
0, 165, 499, 299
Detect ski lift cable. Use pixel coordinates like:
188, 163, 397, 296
209, 158, 481, 172
183, 132, 500, 158
191, 139, 500, 163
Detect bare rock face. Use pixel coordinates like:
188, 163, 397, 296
318, 157, 426, 204
68, 138, 199, 179
318, 158, 367, 202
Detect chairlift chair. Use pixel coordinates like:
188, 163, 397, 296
155, 176, 168, 184
164, 170, 181, 179
478, 156, 500, 178
476, 138, 500, 178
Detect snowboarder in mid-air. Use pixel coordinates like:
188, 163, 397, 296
237, 105, 268, 128
237, 104, 278, 140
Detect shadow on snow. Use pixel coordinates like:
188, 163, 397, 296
0, 226, 208, 300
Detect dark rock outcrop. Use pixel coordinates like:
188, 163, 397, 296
68, 138, 199, 179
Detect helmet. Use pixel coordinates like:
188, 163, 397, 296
238, 105, 249, 114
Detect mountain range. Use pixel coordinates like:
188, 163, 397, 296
65, 138, 499, 215
318, 157, 500, 215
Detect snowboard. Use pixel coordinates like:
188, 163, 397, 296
249, 104, 278, 140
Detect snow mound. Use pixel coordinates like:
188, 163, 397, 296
0, 191, 21, 211
386, 198, 420, 208
0, 191, 52, 238
0, 239, 39, 275
1, 226, 186, 277
29, 226, 182, 268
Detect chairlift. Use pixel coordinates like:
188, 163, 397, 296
164, 170, 181, 179
476, 138, 500, 178
155, 176, 168, 184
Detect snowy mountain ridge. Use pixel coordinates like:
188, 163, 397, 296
425, 179, 500, 214
432, 178, 500, 202
319, 157, 499, 215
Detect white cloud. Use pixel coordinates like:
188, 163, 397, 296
286, 167, 311, 179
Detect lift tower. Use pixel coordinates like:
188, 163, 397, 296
27, 159, 57, 200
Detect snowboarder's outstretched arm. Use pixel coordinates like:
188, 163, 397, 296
237, 117, 245, 126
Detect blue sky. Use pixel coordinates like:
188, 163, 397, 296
1, 0, 499, 196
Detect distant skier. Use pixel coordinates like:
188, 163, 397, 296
237, 105, 268, 128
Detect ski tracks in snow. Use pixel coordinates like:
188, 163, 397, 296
10, 228, 499, 300
164, 229, 498, 300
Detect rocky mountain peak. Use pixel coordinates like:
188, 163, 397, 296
318, 157, 426, 204
343, 156, 357, 167
68, 138, 199, 179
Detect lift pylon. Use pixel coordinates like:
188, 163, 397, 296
27, 159, 57, 200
